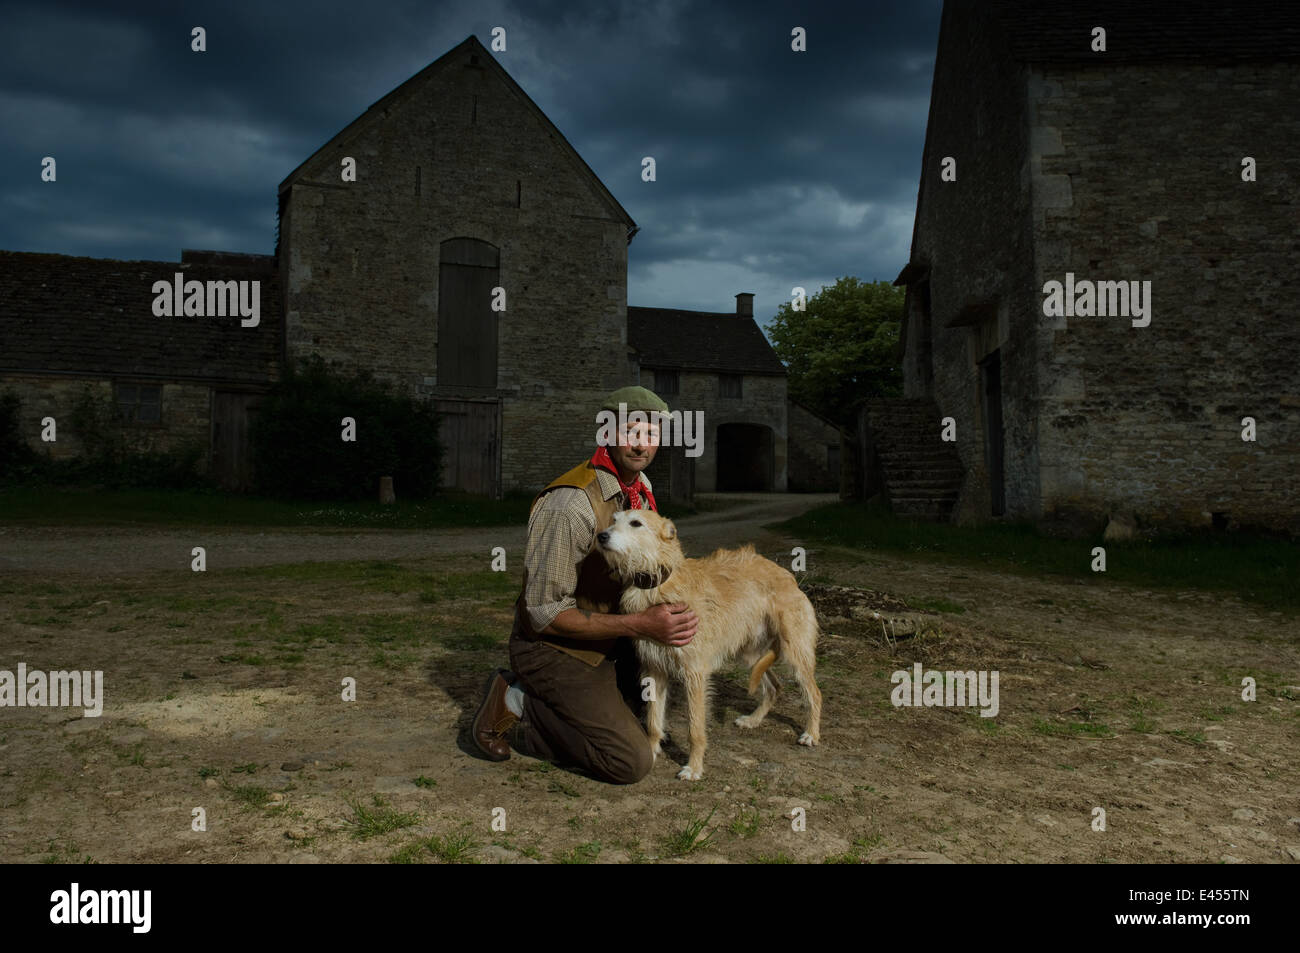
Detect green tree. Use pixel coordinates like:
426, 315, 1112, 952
767, 276, 903, 429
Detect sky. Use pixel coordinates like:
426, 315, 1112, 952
0, 0, 943, 323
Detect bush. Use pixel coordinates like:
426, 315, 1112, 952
0, 386, 210, 490
249, 356, 443, 500
0, 389, 41, 482
64, 385, 209, 490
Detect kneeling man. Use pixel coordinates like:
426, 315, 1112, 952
471, 386, 698, 783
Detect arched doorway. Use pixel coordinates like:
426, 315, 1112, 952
715, 423, 774, 491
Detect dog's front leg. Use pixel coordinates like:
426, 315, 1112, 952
643, 664, 669, 761
678, 671, 708, 781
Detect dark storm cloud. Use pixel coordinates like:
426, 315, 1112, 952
0, 0, 942, 319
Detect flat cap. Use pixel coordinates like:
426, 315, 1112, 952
601, 385, 669, 415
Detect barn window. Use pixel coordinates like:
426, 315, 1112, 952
718, 373, 743, 398
653, 369, 679, 396
438, 238, 500, 389
115, 383, 162, 424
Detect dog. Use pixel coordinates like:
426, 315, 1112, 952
593, 508, 822, 780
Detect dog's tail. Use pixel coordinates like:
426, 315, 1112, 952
747, 649, 778, 695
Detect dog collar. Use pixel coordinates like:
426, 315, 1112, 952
632, 567, 672, 590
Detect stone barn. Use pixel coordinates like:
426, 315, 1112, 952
629, 293, 790, 497
885, 0, 1300, 534
277, 34, 638, 497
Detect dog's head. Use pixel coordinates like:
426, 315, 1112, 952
594, 508, 684, 588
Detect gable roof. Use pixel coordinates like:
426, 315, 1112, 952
0, 250, 281, 385
627, 306, 786, 376
984, 0, 1300, 62
278, 35, 635, 229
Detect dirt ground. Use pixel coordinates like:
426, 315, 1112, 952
1, 494, 1297, 864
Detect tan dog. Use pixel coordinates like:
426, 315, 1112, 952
593, 509, 822, 780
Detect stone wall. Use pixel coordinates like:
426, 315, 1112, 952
787, 400, 842, 492
905, 0, 1041, 525
1, 374, 211, 464
281, 44, 633, 494
1029, 61, 1300, 533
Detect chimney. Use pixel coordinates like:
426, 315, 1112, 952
735, 292, 754, 317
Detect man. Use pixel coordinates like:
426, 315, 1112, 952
470, 386, 699, 783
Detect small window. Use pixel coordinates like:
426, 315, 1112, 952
653, 369, 679, 396
719, 373, 742, 398
116, 383, 162, 424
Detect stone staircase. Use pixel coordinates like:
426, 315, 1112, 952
860, 398, 965, 522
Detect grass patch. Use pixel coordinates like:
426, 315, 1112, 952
660, 807, 717, 857
0, 485, 534, 529
824, 833, 885, 864
906, 595, 967, 614
729, 807, 761, 838
38, 840, 94, 864
556, 841, 602, 864
547, 778, 582, 798
345, 795, 420, 839
390, 829, 481, 864
778, 500, 1300, 613
225, 783, 270, 808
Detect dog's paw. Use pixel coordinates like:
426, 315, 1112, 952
798, 731, 818, 747
734, 714, 760, 729
676, 765, 703, 781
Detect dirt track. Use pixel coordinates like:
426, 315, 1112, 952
0, 492, 839, 573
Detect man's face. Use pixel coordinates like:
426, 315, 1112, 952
608, 419, 659, 475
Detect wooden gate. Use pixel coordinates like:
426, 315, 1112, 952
211, 391, 263, 491
433, 398, 500, 498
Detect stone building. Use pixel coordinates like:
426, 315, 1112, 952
0, 249, 281, 490
629, 293, 790, 497
2, 35, 818, 499
277, 34, 637, 497
887, 0, 1300, 534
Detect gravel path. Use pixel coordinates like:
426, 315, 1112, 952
0, 492, 839, 573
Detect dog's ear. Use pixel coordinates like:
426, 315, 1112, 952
659, 518, 677, 541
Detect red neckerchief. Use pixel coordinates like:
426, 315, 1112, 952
590, 446, 657, 511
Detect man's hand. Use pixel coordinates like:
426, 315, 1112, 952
635, 603, 698, 647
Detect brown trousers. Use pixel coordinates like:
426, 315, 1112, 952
508, 635, 653, 784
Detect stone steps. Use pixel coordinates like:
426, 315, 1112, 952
861, 398, 965, 523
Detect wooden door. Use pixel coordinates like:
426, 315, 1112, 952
211, 391, 263, 491
433, 398, 500, 497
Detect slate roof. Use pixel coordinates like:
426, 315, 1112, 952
0, 250, 281, 384
627, 306, 786, 376
983, 0, 1300, 62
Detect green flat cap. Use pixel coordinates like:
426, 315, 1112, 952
601, 385, 669, 415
